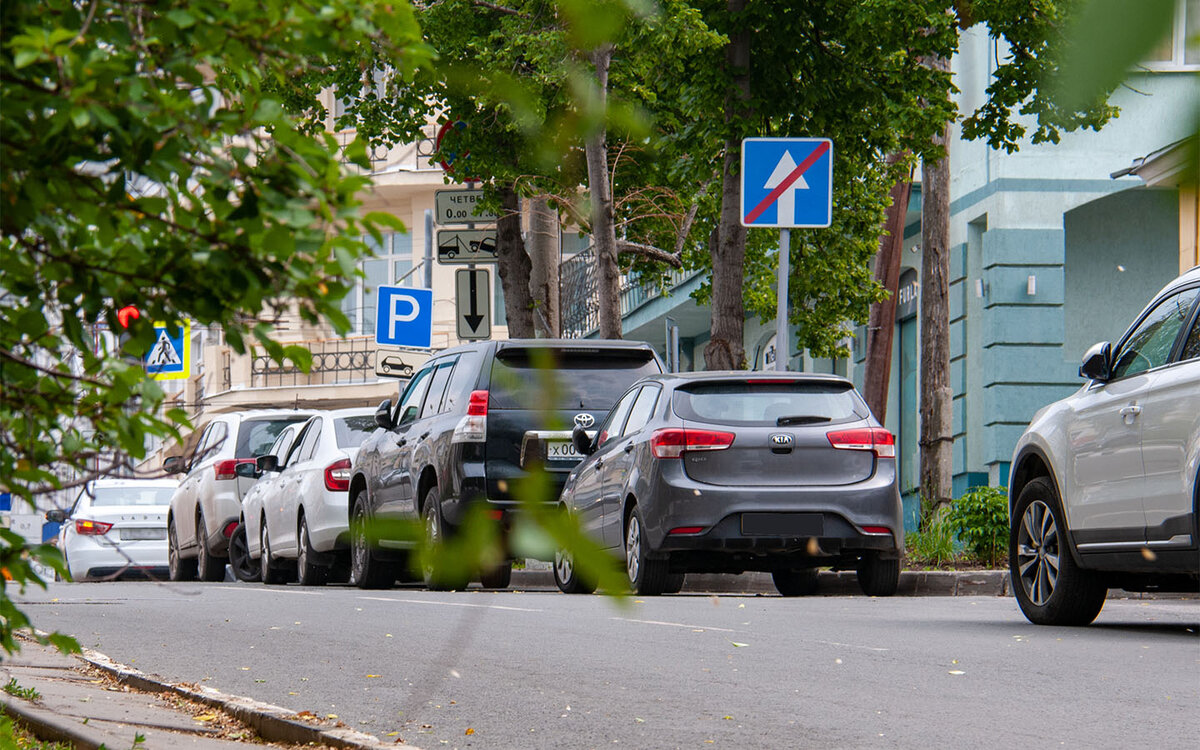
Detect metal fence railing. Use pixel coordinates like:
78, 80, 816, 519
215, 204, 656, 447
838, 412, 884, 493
560, 247, 700, 338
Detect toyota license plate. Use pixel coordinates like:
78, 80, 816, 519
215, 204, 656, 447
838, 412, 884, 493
546, 440, 582, 461
121, 528, 166, 541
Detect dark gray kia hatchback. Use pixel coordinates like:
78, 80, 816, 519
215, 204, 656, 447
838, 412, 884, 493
554, 372, 904, 597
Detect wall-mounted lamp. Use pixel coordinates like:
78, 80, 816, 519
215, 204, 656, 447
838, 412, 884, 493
1027, 275, 1037, 296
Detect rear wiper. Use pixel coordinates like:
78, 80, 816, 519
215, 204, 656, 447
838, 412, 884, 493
776, 415, 831, 426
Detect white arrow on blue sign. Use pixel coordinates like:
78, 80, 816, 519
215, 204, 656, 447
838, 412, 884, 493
375, 286, 433, 349
740, 137, 833, 228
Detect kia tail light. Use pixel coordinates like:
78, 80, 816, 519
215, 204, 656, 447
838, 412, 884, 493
215, 459, 255, 481
650, 428, 735, 459
826, 428, 896, 458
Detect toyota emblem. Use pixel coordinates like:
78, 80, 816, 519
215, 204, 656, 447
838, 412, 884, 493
574, 413, 595, 428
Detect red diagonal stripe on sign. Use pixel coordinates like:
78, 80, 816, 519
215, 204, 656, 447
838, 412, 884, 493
744, 140, 831, 225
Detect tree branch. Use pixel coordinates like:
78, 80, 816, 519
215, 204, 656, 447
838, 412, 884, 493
616, 241, 683, 268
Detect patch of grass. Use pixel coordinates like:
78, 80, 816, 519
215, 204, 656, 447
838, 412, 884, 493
905, 513, 959, 567
3, 679, 40, 702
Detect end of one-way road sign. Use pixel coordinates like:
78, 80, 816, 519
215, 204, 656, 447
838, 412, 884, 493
455, 268, 491, 340
741, 137, 833, 228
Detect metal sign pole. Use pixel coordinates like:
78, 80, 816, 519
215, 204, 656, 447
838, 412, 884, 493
776, 228, 789, 372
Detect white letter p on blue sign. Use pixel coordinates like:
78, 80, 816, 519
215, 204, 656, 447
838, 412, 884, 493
375, 286, 433, 348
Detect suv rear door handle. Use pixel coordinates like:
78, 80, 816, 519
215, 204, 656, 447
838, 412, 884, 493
419, 432, 431, 441
1120, 404, 1142, 423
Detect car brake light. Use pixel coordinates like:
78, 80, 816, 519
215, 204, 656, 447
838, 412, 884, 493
453, 390, 489, 444
324, 458, 352, 491
826, 428, 896, 459
651, 428, 735, 459
75, 519, 113, 535
467, 390, 489, 416
215, 459, 254, 481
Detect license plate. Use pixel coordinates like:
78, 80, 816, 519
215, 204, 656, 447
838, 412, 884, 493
121, 528, 166, 541
741, 513, 824, 537
546, 440, 582, 461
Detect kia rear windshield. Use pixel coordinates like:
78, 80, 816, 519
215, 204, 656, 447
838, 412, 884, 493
89, 486, 175, 507
236, 417, 310, 458
489, 349, 661, 410
335, 415, 377, 448
672, 381, 867, 426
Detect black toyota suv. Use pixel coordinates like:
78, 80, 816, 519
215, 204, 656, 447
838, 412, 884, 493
348, 339, 664, 590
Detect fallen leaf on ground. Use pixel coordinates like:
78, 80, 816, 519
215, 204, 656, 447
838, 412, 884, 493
367, 674, 382, 678
730, 641, 748, 648
194, 713, 217, 722
948, 670, 965, 675
465, 728, 475, 735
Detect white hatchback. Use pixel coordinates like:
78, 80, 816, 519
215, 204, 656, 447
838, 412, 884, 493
242, 408, 377, 585
48, 477, 179, 581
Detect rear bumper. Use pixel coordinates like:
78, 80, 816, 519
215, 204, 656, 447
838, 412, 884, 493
641, 460, 904, 572
65, 538, 168, 581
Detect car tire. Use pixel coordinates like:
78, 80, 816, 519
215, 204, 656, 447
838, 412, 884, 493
168, 517, 197, 582
350, 496, 396, 590
422, 487, 468, 591
228, 522, 260, 583
195, 510, 227, 583
553, 549, 596, 594
857, 553, 899, 596
1010, 477, 1107, 626
773, 568, 820, 597
625, 505, 669, 596
479, 561, 512, 589
259, 521, 288, 586
296, 516, 329, 587
663, 573, 685, 594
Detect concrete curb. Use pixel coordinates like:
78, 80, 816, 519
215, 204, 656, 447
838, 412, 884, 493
510, 567, 1014, 597
76, 647, 403, 750
1, 691, 108, 750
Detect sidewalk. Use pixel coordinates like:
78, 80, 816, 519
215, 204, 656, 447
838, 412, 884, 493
1, 635, 398, 750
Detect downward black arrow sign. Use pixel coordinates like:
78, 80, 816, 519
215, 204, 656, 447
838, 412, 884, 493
464, 271, 484, 332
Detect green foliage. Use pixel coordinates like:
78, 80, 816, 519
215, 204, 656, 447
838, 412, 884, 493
3, 679, 41, 702
947, 486, 1010, 568
0, 712, 74, 750
905, 509, 959, 568
1, 0, 427, 654
0, 529, 78, 656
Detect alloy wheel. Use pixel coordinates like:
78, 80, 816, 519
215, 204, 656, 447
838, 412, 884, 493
625, 515, 641, 584
1016, 498, 1060, 606
554, 550, 574, 584
351, 503, 368, 581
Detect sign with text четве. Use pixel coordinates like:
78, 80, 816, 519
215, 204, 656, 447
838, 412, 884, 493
434, 189, 498, 226
375, 286, 433, 349
740, 137, 833, 228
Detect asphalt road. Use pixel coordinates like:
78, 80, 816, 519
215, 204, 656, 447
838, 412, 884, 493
16, 581, 1199, 749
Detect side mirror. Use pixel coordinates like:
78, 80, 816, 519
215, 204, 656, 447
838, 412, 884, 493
255, 454, 278, 474
374, 399, 394, 430
572, 425, 596, 456
237, 461, 261, 479
1079, 341, 1112, 382
163, 455, 185, 475
45, 509, 67, 524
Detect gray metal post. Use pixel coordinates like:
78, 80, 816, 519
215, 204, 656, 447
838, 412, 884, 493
423, 209, 433, 289
776, 229, 790, 371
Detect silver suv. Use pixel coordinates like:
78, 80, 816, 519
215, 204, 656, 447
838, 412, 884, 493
1008, 266, 1200, 625
164, 409, 314, 581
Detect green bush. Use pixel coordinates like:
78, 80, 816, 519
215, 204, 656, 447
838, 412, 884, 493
947, 486, 1009, 567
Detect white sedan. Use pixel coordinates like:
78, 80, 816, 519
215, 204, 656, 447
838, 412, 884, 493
48, 477, 179, 581
243, 407, 376, 585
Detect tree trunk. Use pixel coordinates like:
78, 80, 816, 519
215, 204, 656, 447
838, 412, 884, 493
495, 184, 535, 338
528, 196, 561, 337
584, 46, 622, 340
704, 0, 750, 371
920, 57, 954, 513
862, 154, 912, 422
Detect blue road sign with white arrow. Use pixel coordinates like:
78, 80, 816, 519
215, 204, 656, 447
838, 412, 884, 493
375, 286, 433, 349
740, 138, 833, 228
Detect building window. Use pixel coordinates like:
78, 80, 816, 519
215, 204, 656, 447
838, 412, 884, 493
1144, 0, 1199, 69
341, 232, 417, 335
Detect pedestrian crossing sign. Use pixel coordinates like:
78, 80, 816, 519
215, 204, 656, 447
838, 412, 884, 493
145, 321, 189, 380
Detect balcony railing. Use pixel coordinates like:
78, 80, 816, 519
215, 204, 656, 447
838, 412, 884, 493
560, 247, 701, 338
241, 336, 379, 388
